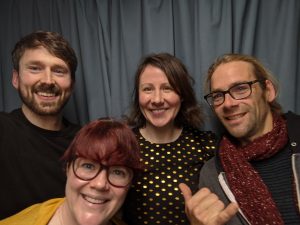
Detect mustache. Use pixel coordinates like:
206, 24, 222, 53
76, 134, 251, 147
34, 83, 61, 95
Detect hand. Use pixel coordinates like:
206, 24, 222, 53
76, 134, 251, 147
179, 183, 239, 225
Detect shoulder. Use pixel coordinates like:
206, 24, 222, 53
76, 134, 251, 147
284, 111, 300, 153
184, 126, 217, 139
198, 157, 221, 189
285, 111, 300, 123
0, 198, 64, 225
183, 126, 218, 148
198, 158, 227, 203
0, 108, 20, 120
62, 118, 81, 132
0, 109, 24, 131
200, 157, 218, 176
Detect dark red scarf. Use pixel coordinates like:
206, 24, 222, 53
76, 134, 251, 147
220, 115, 288, 225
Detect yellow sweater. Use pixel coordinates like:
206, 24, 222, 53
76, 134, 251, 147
0, 198, 127, 225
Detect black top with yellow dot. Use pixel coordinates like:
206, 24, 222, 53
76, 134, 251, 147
123, 126, 217, 225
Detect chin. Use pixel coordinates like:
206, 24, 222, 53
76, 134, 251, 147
76, 216, 107, 225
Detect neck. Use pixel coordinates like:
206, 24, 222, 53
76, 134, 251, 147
49, 202, 112, 225
21, 105, 64, 131
48, 204, 64, 225
238, 112, 275, 146
140, 123, 182, 143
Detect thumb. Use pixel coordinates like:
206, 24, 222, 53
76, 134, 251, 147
179, 183, 192, 202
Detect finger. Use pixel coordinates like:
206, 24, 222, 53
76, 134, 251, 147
216, 202, 239, 224
179, 183, 192, 202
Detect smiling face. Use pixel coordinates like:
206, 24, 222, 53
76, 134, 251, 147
210, 61, 276, 144
138, 65, 181, 129
12, 46, 73, 116
63, 162, 129, 225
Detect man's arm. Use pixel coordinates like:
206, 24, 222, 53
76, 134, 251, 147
179, 183, 239, 225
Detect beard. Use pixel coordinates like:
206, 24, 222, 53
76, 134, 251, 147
18, 83, 71, 116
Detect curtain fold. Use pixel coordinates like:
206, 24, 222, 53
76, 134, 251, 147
0, 0, 299, 130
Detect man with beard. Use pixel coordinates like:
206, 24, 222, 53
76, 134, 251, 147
0, 31, 80, 219
179, 54, 300, 225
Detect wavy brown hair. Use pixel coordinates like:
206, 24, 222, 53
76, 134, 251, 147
127, 53, 205, 128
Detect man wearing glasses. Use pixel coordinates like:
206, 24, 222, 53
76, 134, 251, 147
179, 54, 300, 225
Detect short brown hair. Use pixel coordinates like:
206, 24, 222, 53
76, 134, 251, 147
127, 53, 204, 128
205, 53, 282, 115
12, 31, 77, 81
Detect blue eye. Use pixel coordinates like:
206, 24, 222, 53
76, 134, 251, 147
80, 162, 96, 171
111, 169, 126, 177
109, 166, 129, 178
231, 83, 249, 94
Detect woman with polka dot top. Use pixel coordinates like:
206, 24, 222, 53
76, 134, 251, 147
123, 53, 217, 225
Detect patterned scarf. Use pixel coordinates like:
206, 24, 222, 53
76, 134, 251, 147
219, 114, 288, 225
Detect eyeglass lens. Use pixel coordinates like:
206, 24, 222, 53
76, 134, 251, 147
206, 80, 261, 106
73, 157, 133, 187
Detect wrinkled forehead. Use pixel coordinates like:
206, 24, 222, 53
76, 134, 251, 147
210, 61, 255, 91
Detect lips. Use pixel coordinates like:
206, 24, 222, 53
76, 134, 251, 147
151, 108, 166, 113
226, 113, 244, 120
223, 113, 247, 126
37, 92, 56, 97
82, 194, 108, 205
34, 83, 61, 96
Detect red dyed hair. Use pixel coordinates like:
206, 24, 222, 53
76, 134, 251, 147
62, 118, 143, 172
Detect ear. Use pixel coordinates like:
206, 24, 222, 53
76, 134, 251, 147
63, 162, 72, 178
12, 70, 19, 89
264, 79, 276, 103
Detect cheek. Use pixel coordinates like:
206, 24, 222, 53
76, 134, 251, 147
56, 78, 73, 90
170, 95, 181, 109
212, 106, 223, 118
138, 93, 149, 107
112, 189, 128, 206
18, 77, 36, 88
65, 170, 86, 196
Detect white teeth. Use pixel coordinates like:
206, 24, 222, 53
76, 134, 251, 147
83, 195, 107, 204
37, 92, 55, 97
152, 109, 165, 113
227, 114, 243, 120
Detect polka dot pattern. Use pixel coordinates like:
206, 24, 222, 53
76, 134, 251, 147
123, 127, 216, 225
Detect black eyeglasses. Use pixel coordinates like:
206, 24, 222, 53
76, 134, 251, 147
204, 79, 265, 107
72, 157, 134, 188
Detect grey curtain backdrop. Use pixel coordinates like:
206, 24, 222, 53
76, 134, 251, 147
0, 0, 299, 131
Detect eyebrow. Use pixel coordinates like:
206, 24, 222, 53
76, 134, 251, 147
25, 60, 69, 69
211, 80, 250, 92
139, 82, 170, 86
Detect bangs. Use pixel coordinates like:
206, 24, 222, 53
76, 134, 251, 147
75, 134, 129, 166
64, 119, 143, 171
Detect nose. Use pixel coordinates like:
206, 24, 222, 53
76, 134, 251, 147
151, 90, 163, 104
89, 170, 109, 191
222, 92, 238, 108
40, 69, 55, 84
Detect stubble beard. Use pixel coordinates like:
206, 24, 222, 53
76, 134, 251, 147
18, 83, 71, 116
